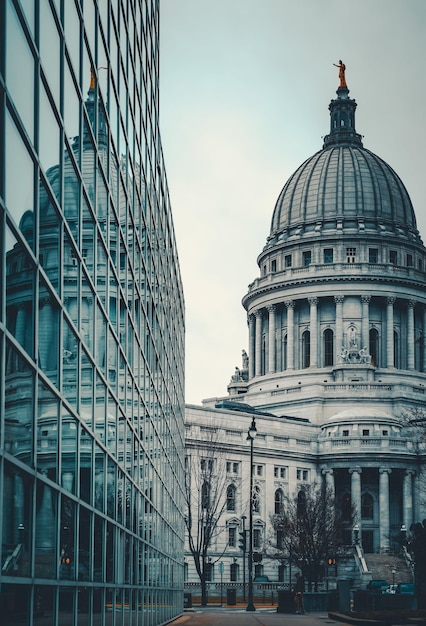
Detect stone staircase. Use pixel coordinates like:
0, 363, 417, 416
364, 554, 413, 585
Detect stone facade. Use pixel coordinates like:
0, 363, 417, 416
185, 80, 426, 587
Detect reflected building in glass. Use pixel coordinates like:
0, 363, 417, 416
0, 1, 185, 624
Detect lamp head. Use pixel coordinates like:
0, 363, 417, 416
247, 416, 257, 439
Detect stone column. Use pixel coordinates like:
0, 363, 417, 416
379, 468, 392, 552
248, 315, 255, 380
322, 468, 334, 498
349, 467, 362, 530
407, 300, 415, 370
267, 305, 276, 374
361, 295, 371, 351
308, 297, 318, 368
386, 297, 396, 368
255, 310, 263, 377
403, 470, 414, 531
285, 300, 295, 370
335, 296, 344, 361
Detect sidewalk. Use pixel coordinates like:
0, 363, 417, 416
168, 606, 355, 625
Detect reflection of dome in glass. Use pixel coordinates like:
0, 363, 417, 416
269, 86, 420, 243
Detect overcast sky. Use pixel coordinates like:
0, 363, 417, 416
159, 0, 426, 406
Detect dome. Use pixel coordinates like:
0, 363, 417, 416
269, 86, 420, 243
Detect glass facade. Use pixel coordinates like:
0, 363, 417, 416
0, 1, 185, 624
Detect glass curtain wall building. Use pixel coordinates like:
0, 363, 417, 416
0, 1, 185, 624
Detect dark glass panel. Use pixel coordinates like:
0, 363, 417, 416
5, 112, 35, 248
4, 342, 34, 468
39, 180, 60, 293
38, 277, 59, 385
1, 464, 33, 577
36, 380, 59, 481
34, 475, 58, 578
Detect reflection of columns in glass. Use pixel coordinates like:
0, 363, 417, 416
14, 473, 25, 544
255, 311, 262, 377
267, 305, 276, 373
379, 468, 391, 552
349, 467, 362, 531
361, 295, 371, 351
322, 468, 334, 498
308, 297, 318, 368
36, 476, 55, 550
248, 315, 255, 380
39, 297, 52, 368
334, 296, 344, 361
386, 297, 396, 367
285, 300, 295, 370
62, 472, 74, 493
403, 470, 414, 531
407, 300, 415, 370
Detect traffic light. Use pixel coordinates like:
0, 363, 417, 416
239, 530, 247, 552
61, 555, 71, 566
327, 557, 336, 566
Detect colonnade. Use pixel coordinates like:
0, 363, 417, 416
322, 467, 415, 553
247, 294, 426, 378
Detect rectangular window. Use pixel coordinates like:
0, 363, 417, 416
342, 430, 349, 437
346, 247, 356, 263
274, 466, 286, 479
323, 248, 333, 264
271, 259, 277, 273
362, 429, 370, 436
303, 250, 312, 266
297, 468, 309, 481
228, 527, 236, 547
201, 458, 214, 472
227, 461, 239, 474
389, 250, 398, 265
369, 248, 378, 263
285, 254, 292, 268
407, 254, 413, 267
256, 465, 263, 477
418, 259, 423, 271
253, 528, 261, 549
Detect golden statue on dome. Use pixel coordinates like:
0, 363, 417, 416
333, 60, 347, 88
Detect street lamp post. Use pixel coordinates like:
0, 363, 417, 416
246, 416, 257, 612
241, 515, 247, 602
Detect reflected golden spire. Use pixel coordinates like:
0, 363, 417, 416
90, 67, 96, 90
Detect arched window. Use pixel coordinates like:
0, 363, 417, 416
324, 329, 334, 366
369, 328, 379, 367
302, 331, 310, 368
252, 486, 260, 513
394, 330, 399, 368
261, 333, 266, 374
361, 493, 374, 519
230, 562, 238, 582
201, 481, 210, 509
282, 333, 288, 371
274, 489, 284, 515
297, 490, 306, 518
226, 484, 236, 512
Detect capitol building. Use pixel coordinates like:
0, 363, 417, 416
185, 70, 426, 587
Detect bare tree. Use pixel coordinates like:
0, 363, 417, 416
185, 427, 228, 606
266, 483, 352, 591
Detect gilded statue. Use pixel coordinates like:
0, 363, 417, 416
333, 60, 347, 88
